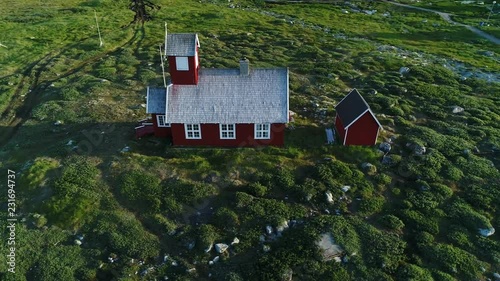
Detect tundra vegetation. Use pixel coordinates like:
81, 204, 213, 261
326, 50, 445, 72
0, 0, 499, 280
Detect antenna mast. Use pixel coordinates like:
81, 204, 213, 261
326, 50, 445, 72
164, 22, 168, 57
159, 45, 167, 88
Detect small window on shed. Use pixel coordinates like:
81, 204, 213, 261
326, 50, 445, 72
176, 57, 189, 71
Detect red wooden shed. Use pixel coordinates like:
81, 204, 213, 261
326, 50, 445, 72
334, 89, 382, 146
137, 32, 289, 147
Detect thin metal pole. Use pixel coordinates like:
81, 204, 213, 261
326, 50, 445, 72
94, 10, 103, 47
159, 45, 167, 88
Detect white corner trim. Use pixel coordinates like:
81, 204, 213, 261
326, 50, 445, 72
367, 109, 383, 129
165, 85, 170, 122
145, 86, 150, 113
343, 127, 348, 145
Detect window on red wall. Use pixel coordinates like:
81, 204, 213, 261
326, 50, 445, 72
156, 115, 171, 127
254, 123, 270, 139
176, 57, 189, 71
185, 124, 201, 139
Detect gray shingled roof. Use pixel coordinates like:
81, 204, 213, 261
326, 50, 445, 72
165, 68, 289, 124
146, 87, 167, 114
166, 34, 198, 56
335, 89, 381, 128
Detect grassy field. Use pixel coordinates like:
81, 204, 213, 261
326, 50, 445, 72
1, 0, 499, 280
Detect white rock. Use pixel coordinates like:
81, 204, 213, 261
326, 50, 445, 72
414, 145, 426, 155
452, 106, 464, 114
215, 243, 229, 254
54, 120, 63, 126
74, 239, 82, 246
341, 186, 351, 192
478, 227, 495, 237
231, 237, 240, 245
325, 191, 334, 203
263, 245, 271, 252
266, 225, 273, 235
399, 66, 410, 75
493, 272, 500, 280
379, 142, 391, 153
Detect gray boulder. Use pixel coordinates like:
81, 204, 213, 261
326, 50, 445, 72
478, 227, 495, 237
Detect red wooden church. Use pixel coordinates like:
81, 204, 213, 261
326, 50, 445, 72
135, 33, 289, 146
334, 89, 382, 146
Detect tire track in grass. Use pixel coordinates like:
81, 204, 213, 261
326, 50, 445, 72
0, 27, 143, 148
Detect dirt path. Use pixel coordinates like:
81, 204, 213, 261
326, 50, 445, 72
384, 0, 500, 45
0, 27, 145, 148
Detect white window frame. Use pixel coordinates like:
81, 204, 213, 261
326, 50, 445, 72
176, 56, 189, 71
254, 123, 271, 139
156, 115, 171, 127
219, 124, 236, 139
185, 124, 201, 139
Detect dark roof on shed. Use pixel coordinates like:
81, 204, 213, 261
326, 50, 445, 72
335, 89, 381, 128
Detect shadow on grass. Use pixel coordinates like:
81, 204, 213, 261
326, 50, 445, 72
0, 122, 334, 167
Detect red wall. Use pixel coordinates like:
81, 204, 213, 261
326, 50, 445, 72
152, 114, 172, 138
345, 112, 380, 146
168, 56, 199, 85
170, 123, 285, 147
334, 114, 346, 144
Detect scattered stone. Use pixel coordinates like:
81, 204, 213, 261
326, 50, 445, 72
317, 233, 344, 261
121, 146, 130, 153
276, 220, 289, 234
379, 142, 391, 154
171, 261, 178, 266
66, 140, 74, 146
399, 66, 410, 75
231, 237, 240, 245
493, 272, 500, 280
342, 9, 349, 14
452, 106, 464, 114
408, 115, 417, 121
74, 239, 82, 246
282, 268, 293, 281
341, 185, 351, 192
187, 241, 195, 250
266, 225, 273, 235
483, 51, 495, 57
186, 268, 196, 273
414, 145, 426, 155
259, 235, 266, 242
305, 193, 313, 201
478, 227, 495, 237
263, 245, 271, 252
382, 12, 391, 17
215, 243, 229, 254
54, 120, 63, 126
325, 191, 334, 204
